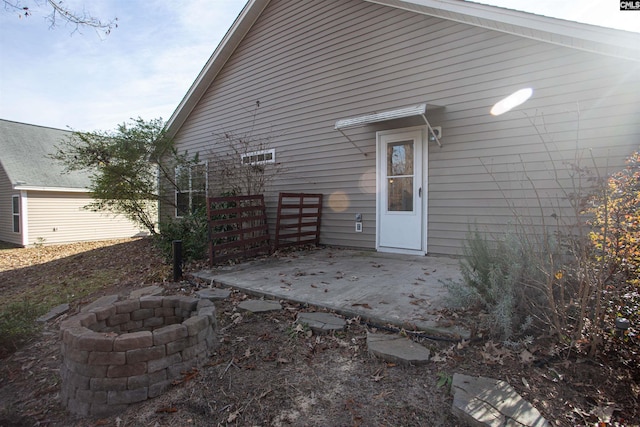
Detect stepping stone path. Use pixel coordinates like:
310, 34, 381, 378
36, 303, 70, 323
81, 294, 118, 312
197, 288, 232, 301
237, 299, 282, 313
451, 373, 549, 427
129, 285, 162, 299
367, 332, 430, 365
296, 312, 346, 334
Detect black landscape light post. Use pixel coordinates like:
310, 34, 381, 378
173, 240, 183, 281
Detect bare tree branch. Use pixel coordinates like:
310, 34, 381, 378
2, 0, 117, 35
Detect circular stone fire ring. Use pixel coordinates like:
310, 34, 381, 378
59, 295, 217, 418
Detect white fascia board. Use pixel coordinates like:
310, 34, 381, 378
14, 185, 89, 193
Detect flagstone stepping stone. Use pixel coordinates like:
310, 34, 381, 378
197, 288, 231, 301
129, 285, 162, 299
367, 332, 430, 365
81, 294, 118, 312
451, 373, 549, 427
36, 303, 70, 323
296, 312, 346, 334
237, 299, 282, 313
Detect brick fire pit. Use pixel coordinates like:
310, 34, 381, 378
59, 295, 216, 417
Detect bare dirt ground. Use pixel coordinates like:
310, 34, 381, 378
0, 239, 638, 426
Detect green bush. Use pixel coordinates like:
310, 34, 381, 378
445, 228, 545, 341
155, 207, 208, 262
0, 299, 45, 354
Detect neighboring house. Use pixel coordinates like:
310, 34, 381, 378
163, 0, 640, 256
0, 119, 149, 246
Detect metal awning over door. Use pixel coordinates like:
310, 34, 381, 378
334, 103, 442, 155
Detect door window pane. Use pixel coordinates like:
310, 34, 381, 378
387, 141, 413, 176
386, 140, 414, 212
388, 177, 413, 211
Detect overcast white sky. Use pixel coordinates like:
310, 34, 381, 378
0, 0, 638, 132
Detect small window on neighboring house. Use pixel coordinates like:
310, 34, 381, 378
241, 149, 275, 165
12, 195, 20, 233
176, 163, 207, 217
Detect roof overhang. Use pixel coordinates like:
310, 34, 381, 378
335, 103, 444, 152
14, 185, 89, 193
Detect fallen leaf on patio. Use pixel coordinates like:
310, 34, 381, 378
371, 373, 384, 382
352, 303, 372, 309
310, 284, 317, 288
373, 390, 392, 400
521, 377, 530, 389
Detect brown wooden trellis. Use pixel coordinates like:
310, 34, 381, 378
275, 193, 323, 250
207, 194, 271, 266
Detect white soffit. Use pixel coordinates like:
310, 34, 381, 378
335, 103, 429, 130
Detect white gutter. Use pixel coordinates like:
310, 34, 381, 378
14, 185, 89, 193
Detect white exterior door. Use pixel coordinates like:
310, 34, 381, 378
377, 127, 426, 253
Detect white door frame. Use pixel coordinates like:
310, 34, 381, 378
376, 125, 428, 255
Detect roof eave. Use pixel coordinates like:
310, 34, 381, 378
366, 0, 640, 61
14, 185, 89, 193
166, 0, 271, 139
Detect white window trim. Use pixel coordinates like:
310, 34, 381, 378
175, 162, 208, 218
241, 148, 275, 165
11, 194, 20, 233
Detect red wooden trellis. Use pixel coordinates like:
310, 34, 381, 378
207, 194, 270, 266
275, 193, 323, 250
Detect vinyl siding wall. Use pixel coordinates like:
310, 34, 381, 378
24, 191, 149, 246
168, 0, 640, 255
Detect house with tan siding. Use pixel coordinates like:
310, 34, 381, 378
163, 0, 640, 256
0, 119, 150, 246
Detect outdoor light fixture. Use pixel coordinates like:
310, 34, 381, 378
490, 87, 533, 116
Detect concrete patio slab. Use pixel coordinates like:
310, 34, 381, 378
194, 247, 467, 338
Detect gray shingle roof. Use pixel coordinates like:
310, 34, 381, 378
0, 119, 91, 190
